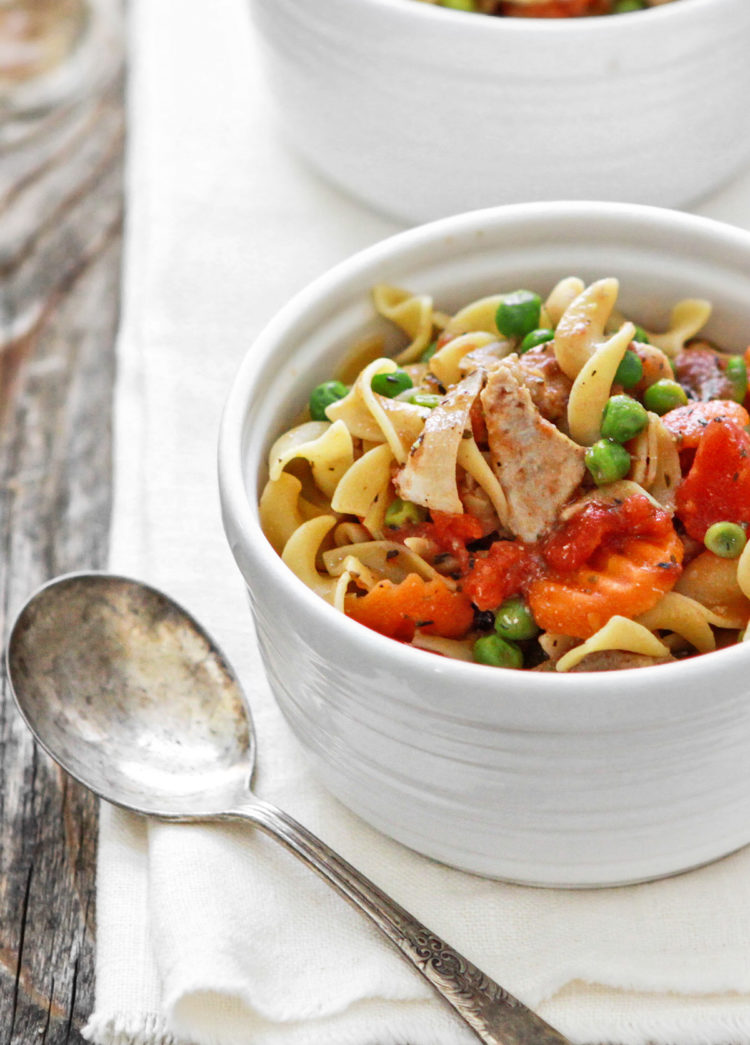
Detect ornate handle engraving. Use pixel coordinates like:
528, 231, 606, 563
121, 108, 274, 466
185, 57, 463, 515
227, 797, 571, 1045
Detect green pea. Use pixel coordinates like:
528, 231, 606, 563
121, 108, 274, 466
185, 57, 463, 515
612, 0, 646, 11
584, 439, 631, 486
643, 379, 689, 415
704, 521, 747, 559
725, 356, 748, 404
614, 349, 643, 390
632, 324, 650, 344
494, 596, 539, 641
371, 369, 413, 398
519, 328, 555, 355
600, 395, 648, 443
409, 392, 442, 409
473, 634, 523, 669
309, 380, 348, 421
441, 0, 476, 8
384, 498, 426, 529
420, 340, 438, 362
495, 290, 542, 340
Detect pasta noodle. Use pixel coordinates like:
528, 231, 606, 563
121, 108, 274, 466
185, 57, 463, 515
429, 332, 500, 387
555, 617, 670, 673
269, 420, 353, 499
647, 299, 712, 357
372, 284, 437, 364
261, 274, 750, 673
566, 322, 634, 445
552, 277, 619, 380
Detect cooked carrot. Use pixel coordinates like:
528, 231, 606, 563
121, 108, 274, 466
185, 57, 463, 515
527, 495, 683, 639
661, 400, 750, 449
528, 533, 683, 640
345, 573, 474, 642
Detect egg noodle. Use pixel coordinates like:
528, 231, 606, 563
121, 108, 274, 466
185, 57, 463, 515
260, 277, 750, 673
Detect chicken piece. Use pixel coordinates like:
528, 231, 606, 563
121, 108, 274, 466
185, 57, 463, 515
481, 358, 585, 542
515, 342, 573, 424
567, 650, 675, 672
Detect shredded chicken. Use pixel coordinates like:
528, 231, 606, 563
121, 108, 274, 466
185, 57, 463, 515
457, 341, 511, 377
566, 650, 675, 672
481, 357, 585, 542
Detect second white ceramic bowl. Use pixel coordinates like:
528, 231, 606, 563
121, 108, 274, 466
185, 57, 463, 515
248, 0, 750, 224
219, 201, 750, 887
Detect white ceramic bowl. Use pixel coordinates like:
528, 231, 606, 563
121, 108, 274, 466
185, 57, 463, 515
219, 201, 750, 887
248, 0, 750, 224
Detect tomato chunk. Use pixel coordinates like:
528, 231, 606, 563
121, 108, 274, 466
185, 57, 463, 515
461, 541, 534, 611
541, 495, 673, 572
661, 400, 750, 450
675, 419, 750, 540
430, 510, 483, 551
389, 510, 484, 568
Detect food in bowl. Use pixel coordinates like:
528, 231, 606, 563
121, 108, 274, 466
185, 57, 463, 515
221, 203, 750, 885
417, 0, 673, 15
250, 0, 750, 221
261, 276, 750, 674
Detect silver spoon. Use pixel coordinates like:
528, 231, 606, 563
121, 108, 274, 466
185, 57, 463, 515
6, 571, 571, 1045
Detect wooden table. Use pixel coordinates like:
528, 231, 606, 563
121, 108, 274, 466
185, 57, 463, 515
0, 33, 125, 1043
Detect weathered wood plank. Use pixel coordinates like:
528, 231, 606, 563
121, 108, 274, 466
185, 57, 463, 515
0, 50, 124, 1043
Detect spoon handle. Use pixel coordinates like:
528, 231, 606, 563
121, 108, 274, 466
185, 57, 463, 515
227, 796, 570, 1045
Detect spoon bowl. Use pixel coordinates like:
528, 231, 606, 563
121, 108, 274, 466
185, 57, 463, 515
7, 572, 254, 817
6, 570, 571, 1045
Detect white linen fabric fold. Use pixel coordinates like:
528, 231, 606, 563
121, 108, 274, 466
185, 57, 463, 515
83, 1, 750, 1043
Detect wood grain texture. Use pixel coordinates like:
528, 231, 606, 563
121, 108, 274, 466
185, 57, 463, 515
0, 41, 125, 1045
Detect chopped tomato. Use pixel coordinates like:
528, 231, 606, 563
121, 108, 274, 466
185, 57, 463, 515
460, 540, 535, 611
430, 510, 483, 550
541, 495, 674, 572
661, 400, 750, 449
675, 419, 750, 540
388, 510, 484, 567
527, 495, 683, 639
345, 573, 474, 642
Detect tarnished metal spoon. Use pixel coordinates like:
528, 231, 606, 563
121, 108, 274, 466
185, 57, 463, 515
6, 571, 570, 1045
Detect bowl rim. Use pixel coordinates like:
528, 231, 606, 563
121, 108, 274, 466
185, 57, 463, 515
218, 200, 750, 695
308, 0, 719, 31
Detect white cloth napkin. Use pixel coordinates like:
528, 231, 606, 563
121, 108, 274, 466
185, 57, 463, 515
83, 1, 750, 1043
